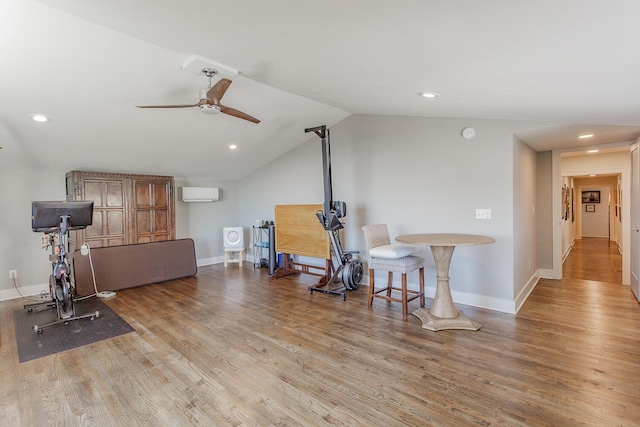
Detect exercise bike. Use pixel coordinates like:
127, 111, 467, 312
25, 201, 99, 333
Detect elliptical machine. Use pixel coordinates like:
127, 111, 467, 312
305, 125, 363, 297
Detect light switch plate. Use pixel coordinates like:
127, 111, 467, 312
476, 209, 491, 219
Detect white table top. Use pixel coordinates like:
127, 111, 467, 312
395, 233, 495, 247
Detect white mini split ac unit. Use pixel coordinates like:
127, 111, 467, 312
180, 187, 219, 202
223, 227, 244, 249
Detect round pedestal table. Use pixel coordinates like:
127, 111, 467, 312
395, 233, 495, 331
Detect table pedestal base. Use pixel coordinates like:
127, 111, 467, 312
412, 307, 481, 331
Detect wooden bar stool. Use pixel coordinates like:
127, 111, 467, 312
362, 224, 425, 316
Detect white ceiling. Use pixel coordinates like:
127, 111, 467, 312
2, 0, 640, 179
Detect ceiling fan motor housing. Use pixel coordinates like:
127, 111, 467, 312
200, 104, 221, 114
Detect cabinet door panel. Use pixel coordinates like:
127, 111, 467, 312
82, 179, 125, 242
154, 184, 168, 207
155, 210, 169, 232
106, 181, 124, 207
84, 181, 104, 207
136, 210, 151, 234
135, 182, 151, 207
133, 180, 172, 241
86, 211, 103, 237
106, 211, 124, 235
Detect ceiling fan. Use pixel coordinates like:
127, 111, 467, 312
136, 68, 260, 124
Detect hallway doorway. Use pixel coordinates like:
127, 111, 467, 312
554, 147, 631, 284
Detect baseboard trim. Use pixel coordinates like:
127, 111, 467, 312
514, 272, 540, 313
562, 242, 574, 263
0, 282, 49, 301
538, 268, 556, 279
197, 256, 224, 267
361, 273, 516, 314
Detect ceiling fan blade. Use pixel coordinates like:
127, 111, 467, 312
220, 105, 260, 123
136, 103, 200, 108
207, 78, 232, 104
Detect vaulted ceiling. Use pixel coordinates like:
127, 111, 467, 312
2, 0, 640, 179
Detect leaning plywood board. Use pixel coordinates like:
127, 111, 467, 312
275, 204, 330, 259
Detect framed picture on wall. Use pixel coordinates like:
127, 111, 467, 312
586, 204, 595, 212
571, 188, 575, 222
582, 190, 600, 203
562, 185, 569, 220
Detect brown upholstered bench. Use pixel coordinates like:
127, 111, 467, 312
73, 238, 197, 297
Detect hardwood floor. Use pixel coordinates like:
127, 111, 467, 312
1, 242, 639, 426
563, 237, 623, 283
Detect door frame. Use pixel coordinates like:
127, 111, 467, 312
630, 144, 639, 299
551, 148, 631, 284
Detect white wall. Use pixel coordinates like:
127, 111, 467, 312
580, 187, 610, 238
536, 151, 554, 273
176, 178, 241, 266
239, 114, 528, 313
513, 137, 539, 309
0, 169, 69, 299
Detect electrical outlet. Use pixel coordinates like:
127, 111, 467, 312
475, 209, 492, 219
9, 270, 17, 279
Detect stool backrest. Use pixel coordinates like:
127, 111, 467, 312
362, 224, 391, 250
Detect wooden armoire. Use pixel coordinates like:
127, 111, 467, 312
65, 171, 175, 249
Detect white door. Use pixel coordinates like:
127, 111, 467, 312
631, 146, 640, 301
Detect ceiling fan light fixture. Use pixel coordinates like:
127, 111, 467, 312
200, 104, 221, 114
137, 70, 259, 123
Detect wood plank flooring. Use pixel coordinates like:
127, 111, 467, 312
563, 237, 623, 283
1, 240, 639, 426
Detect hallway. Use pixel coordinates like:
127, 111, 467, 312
562, 237, 622, 284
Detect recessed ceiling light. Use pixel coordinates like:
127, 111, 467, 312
229, 144, 238, 150
418, 92, 440, 98
30, 114, 50, 123
590, 174, 597, 177
587, 149, 599, 153
578, 134, 594, 139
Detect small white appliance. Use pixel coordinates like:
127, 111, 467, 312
223, 227, 244, 249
